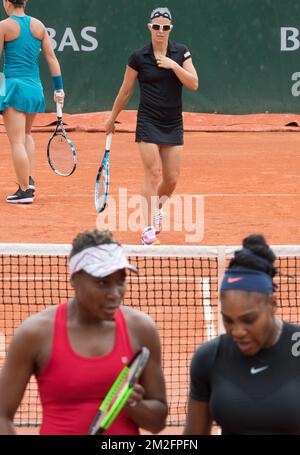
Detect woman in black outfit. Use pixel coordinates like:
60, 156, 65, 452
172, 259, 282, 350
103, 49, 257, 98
105, 7, 198, 245
184, 234, 300, 435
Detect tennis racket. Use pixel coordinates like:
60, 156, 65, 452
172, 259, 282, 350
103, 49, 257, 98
88, 346, 150, 435
94, 133, 112, 213
47, 92, 77, 177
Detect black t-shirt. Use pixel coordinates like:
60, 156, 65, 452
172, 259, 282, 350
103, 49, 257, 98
128, 41, 191, 116
190, 322, 300, 434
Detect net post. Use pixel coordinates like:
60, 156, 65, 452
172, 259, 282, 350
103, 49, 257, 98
217, 247, 227, 335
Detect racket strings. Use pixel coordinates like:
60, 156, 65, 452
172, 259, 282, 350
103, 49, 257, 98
103, 371, 130, 412
88, 348, 149, 434
48, 133, 76, 176
99, 353, 147, 429
93, 373, 131, 433
127, 356, 142, 383
95, 162, 109, 210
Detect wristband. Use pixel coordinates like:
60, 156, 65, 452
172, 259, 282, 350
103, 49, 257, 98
52, 75, 64, 90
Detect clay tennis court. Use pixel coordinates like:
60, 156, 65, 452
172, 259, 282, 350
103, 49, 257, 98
1, 111, 300, 245
1, 111, 300, 435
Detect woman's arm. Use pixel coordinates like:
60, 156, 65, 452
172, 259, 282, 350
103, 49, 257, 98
41, 27, 64, 104
124, 313, 168, 434
0, 322, 40, 434
41, 27, 62, 77
105, 65, 138, 134
156, 56, 198, 91
183, 398, 213, 435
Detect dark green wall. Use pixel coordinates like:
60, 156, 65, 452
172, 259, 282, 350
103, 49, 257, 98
2, 0, 300, 114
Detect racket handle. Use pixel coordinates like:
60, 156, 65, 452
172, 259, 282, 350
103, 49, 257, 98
106, 133, 112, 151
55, 90, 63, 119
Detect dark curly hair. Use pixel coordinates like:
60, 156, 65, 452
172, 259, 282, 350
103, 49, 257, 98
70, 229, 120, 258
8, 0, 27, 6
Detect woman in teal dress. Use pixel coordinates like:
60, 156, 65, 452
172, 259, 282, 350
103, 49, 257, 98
0, 0, 65, 204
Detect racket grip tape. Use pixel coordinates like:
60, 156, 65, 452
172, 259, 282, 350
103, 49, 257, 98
106, 133, 112, 150
55, 90, 63, 118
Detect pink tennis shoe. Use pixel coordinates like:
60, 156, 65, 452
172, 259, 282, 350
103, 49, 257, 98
142, 226, 160, 246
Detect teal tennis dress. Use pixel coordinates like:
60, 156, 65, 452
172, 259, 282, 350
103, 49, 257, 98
0, 15, 45, 113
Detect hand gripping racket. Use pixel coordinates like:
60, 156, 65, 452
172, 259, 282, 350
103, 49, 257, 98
47, 91, 77, 177
94, 133, 112, 213
88, 346, 150, 435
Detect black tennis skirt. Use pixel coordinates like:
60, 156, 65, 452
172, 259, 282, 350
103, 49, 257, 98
135, 105, 183, 146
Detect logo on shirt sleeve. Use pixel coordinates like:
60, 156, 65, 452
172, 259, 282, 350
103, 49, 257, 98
184, 51, 191, 59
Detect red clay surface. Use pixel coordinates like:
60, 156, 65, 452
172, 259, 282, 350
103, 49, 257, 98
2, 111, 300, 133
1, 111, 299, 435
0, 111, 300, 245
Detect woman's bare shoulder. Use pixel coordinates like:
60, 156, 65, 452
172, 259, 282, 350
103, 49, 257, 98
15, 306, 57, 341
29, 17, 45, 28
0, 18, 16, 29
122, 305, 156, 328
29, 17, 46, 40
121, 305, 158, 345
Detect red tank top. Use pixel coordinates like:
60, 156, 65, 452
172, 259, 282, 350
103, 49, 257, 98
37, 303, 138, 435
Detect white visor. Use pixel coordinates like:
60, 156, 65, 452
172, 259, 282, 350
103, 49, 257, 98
69, 244, 137, 277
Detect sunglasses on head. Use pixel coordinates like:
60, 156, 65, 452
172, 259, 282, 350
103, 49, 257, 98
151, 11, 172, 19
149, 23, 173, 32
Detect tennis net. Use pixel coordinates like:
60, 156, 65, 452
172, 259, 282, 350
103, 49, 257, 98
0, 244, 300, 428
